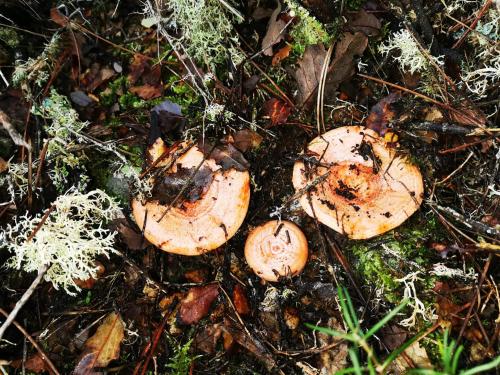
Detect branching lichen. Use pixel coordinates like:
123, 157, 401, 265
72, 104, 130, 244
0, 189, 120, 295
379, 29, 443, 74
0, 161, 31, 202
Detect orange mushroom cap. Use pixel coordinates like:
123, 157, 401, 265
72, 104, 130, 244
244, 220, 308, 282
292, 126, 424, 239
132, 139, 250, 255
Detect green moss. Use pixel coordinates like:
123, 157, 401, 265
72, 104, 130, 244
0, 27, 20, 48
285, 0, 333, 55
348, 214, 445, 303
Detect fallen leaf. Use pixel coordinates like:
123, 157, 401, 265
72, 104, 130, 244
128, 54, 150, 85
390, 341, 432, 372
50, 7, 69, 26
222, 318, 277, 371
87, 67, 115, 92
448, 103, 487, 127
73, 261, 105, 289
294, 44, 327, 107
0, 157, 8, 173
77, 312, 125, 370
193, 324, 224, 354
262, 4, 287, 56
10, 353, 52, 374
233, 284, 251, 315
272, 44, 292, 65
129, 84, 162, 99
263, 98, 292, 125
295, 33, 367, 107
179, 284, 219, 324
365, 92, 401, 135
184, 269, 209, 283
232, 129, 263, 152
113, 218, 150, 251
150, 99, 185, 142
283, 306, 300, 329
347, 9, 381, 36
317, 317, 348, 374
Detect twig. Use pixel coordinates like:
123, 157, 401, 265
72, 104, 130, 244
0, 308, 60, 375
452, 0, 493, 49
0, 265, 49, 341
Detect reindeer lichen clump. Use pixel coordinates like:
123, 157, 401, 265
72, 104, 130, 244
0, 189, 120, 295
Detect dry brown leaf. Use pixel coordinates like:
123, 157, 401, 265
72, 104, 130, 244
448, 103, 487, 127
365, 92, 400, 135
262, 4, 287, 56
347, 9, 381, 36
294, 44, 327, 106
87, 67, 115, 92
272, 44, 292, 65
78, 312, 125, 369
129, 84, 162, 99
317, 317, 348, 374
294, 33, 367, 107
50, 7, 69, 27
0, 157, 8, 173
232, 129, 263, 152
10, 353, 52, 374
232, 284, 251, 315
128, 54, 150, 85
391, 341, 432, 373
263, 98, 292, 126
179, 284, 219, 324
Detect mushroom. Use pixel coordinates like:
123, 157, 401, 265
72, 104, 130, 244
244, 220, 308, 281
292, 126, 423, 239
132, 138, 250, 255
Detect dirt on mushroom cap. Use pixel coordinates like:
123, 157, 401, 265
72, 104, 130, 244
244, 220, 308, 282
292, 126, 424, 239
132, 140, 250, 255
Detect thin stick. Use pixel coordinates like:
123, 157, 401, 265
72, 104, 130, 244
0, 308, 60, 375
0, 264, 49, 341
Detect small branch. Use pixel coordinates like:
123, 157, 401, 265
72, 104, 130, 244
0, 307, 60, 375
0, 264, 49, 341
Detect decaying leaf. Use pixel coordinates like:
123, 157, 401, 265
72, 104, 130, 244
317, 317, 348, 374
272, 44, 292, 66
222, 318, 277, 371
193, 323, 224, 354
73, 261, 105, 289
128, 54, 150, 85
0, 157, 8, 173
263, 98, 292, 125
232, 284, 251, 315
86, 67, 115, 92
295, 33, 367, 106
232, 129, 263, 152
390, 341, 432, 372
114, 218, 150, 251
294, 44, 327, 106
129, 84, 162, 100
76, 312, 125, 372
365, 92, 401, 135
347, 9, 381, 36
262, 4, 287, 56
448, 103, 486, 127
179, 284, 219, 324
10, 353, 52, 374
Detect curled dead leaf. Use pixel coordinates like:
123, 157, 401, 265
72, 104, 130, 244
179, 284, 219, 324
232, 284, 251, 315
129, 84, 163, 100
76, 312, 125, 371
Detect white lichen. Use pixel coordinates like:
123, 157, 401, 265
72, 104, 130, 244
430, 263, 477, 280
396, 271, 437, 327
0, 189, 120, 295
0, 161, 31, 202
379, 29, 443, 74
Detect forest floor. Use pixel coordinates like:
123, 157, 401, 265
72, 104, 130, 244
0, 0, 499, 374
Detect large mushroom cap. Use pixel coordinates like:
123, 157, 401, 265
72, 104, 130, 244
244, 220, 308, 282
292, 126, 423, 239
132, 140, 250, 255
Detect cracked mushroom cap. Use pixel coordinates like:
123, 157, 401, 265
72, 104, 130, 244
244, 220, 308, 282
132, 140, 250, 255
292, 126, 424, 239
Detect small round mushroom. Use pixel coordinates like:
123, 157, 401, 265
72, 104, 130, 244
244, 220, 308, 282
292, 126, 423, 239
132, 139, 250, 255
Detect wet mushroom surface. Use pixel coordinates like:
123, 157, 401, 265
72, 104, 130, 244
292, 126, 424, 239
245, 220, 309, 282
132, 138, 251, 255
